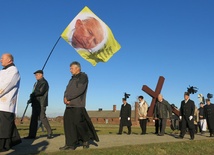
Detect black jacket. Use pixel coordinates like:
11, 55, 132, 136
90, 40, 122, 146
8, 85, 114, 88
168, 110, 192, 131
179, 99, 195, 118
204, 103, 214, 130
31, 77, 49, 107
154, 99, 172, 119
198, 107, 205, 119
119, 103, 132, 126
64, 72, 88, 107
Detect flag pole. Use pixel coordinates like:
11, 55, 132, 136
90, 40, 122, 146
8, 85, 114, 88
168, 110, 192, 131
42, 36, 61, 70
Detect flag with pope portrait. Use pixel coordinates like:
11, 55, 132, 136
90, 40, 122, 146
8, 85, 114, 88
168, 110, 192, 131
61, 6, 121, 66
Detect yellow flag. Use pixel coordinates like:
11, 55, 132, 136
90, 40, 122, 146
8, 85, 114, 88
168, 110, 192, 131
61, 6, 121, 66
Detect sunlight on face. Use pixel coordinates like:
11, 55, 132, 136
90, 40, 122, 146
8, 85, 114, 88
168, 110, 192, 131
158, 94, 163, 102
70, 65, 80, 75
34, 73, 43, 80
0, 54, 12, 67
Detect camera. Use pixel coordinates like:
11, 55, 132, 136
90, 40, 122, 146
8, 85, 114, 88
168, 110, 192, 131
207, 93, 213, 99
124, 92, 130, 100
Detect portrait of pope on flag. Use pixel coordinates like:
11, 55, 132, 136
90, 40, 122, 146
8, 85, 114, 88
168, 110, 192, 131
61, 6, 121, 66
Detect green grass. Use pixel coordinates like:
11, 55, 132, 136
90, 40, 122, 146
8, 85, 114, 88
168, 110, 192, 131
18, 121, 173, 136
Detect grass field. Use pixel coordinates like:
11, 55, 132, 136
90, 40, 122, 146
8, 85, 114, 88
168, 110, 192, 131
17, 121, 214, 155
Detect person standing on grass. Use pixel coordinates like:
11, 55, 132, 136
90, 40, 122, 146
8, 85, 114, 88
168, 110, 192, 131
198, 102, 207, 134
204, 98, 214, 137
138, 96, 148, 135
24, 70, 53, 139
154, 94, 172, 136
178, 92, 195, 140
59, 61, 99, 151
0, 53, 21, 152
117, 98, 132, 135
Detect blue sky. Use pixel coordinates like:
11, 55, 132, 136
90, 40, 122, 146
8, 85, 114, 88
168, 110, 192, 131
1, 1, 214, 117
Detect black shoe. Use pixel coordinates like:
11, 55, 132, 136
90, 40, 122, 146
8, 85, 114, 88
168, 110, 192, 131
83, 141, 89, 149
128, 132, 131, 135
117, 133, 122, 135
47, 134, 54, 139
23, 136, 36, 139
59, 145, 75, 150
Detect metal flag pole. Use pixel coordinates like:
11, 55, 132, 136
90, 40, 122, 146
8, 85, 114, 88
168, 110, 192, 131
20, 101, 30, 124
42, 36, 61, 71
20, 36, 61, 124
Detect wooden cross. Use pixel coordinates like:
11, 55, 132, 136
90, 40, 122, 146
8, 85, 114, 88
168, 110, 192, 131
142, 76, 165, 117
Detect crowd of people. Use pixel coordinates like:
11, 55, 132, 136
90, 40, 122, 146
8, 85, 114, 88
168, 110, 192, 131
117, 92, 214, 141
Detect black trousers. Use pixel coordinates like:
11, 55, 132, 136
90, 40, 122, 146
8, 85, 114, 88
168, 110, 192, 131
29, 105, 52, 137
180, 117, 194, 139
155, 119, 160, 134
63, 107, 90, 146
118, 124, 131, 134
159, 118, 167, 135
139, 119, 147, 134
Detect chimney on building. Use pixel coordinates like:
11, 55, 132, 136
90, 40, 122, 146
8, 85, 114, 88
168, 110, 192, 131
113, 105, 116, 112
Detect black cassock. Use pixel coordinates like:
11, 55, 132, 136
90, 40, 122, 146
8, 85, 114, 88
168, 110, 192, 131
0, 111, 21, 150
119, 103, 132, 127
204, 104, 214, 134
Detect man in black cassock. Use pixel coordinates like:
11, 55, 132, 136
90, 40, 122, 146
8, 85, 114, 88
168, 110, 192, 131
177, 92, 195, 140
0, 53, 21, 152
204, 98, 214, 137
118, 98, 132, 135
59, 61, 99, 151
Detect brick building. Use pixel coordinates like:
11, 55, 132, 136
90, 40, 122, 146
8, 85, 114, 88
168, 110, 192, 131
88, 102, 156, 126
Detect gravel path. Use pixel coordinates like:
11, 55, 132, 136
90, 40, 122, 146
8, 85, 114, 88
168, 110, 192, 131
2, 132, 212, 155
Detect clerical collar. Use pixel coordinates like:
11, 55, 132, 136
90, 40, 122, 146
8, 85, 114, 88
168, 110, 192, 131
2, 63, 15, 70
185, 99, 189, 103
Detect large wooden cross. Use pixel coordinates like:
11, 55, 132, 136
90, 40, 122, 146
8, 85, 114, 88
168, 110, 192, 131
142, 76, 165, 117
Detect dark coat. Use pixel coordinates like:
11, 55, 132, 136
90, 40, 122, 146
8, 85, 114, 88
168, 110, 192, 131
179, 99, 195, 129
119, 103, 132, 126
30, 77, 49, 107
64, 72, 88, 107
204, 104, 214, 131
179, 99, 195, 118
154, 99, 172, 119
198, 107, 205, 119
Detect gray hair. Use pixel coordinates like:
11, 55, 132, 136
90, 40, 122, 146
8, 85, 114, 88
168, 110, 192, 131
70, 61, 81, 70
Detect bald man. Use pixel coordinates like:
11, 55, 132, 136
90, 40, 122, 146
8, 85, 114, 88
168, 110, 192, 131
154, 94, 172, 136
0, 53, 21, 152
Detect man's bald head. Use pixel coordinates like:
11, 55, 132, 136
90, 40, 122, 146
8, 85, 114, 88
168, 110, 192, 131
158, 94, 163, 102
0, 53, 14, 67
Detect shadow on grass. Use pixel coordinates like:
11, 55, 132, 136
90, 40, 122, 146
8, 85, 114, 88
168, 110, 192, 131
6, 138, 49, 155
